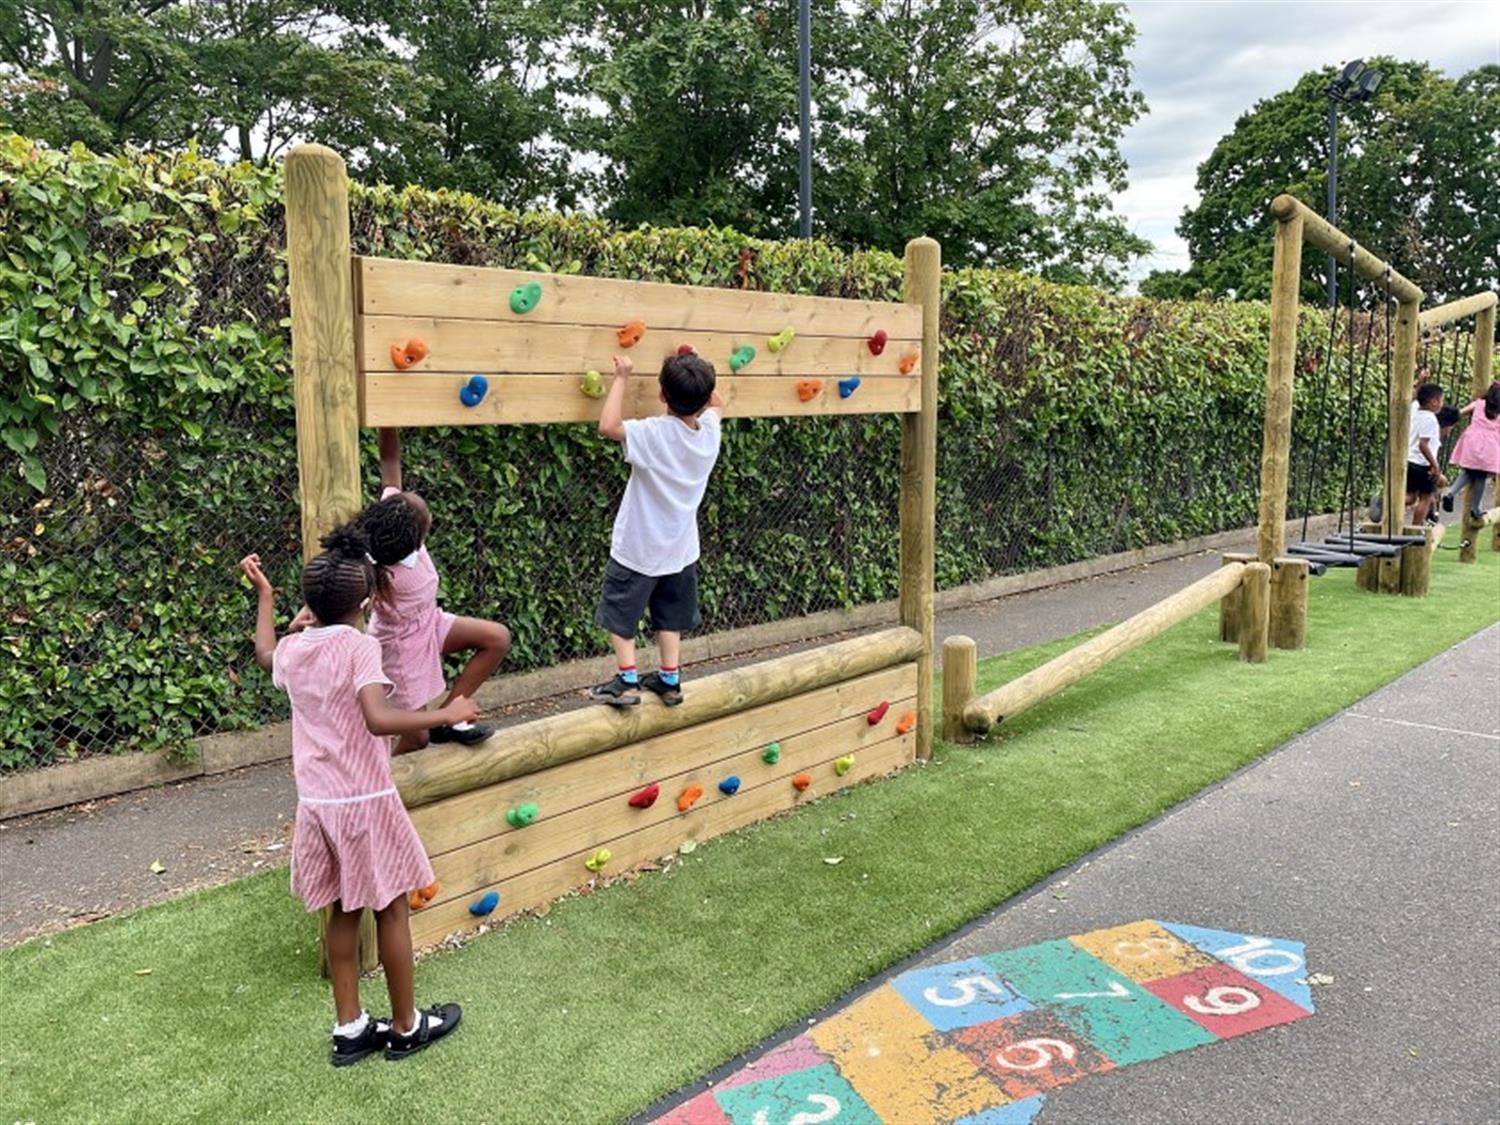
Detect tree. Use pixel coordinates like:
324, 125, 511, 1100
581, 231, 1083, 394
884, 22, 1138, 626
1175, 60, 1499, 303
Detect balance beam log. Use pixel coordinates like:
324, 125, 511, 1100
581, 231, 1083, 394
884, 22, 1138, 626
1238, 562, 1271, 664
393, 626, 923, 808
963, 563, 1247, 734
1269, 557, 1309, 650
941, 635, 978, 743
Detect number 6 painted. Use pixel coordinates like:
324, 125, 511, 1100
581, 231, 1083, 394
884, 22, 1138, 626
752, 1093, 841, 1125
993, 1037, 1078, 1071
923, 974, 1008, 1008
1184, 985, 1260, 1016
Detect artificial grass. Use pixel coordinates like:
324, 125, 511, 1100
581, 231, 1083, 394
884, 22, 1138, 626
2, 550, 1496, 1124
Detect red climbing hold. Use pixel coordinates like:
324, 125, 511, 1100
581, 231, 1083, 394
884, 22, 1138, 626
677, 343, 696, 356
797, 379, 822, 402
792, 773, 812, 792
678, 784, 704, 813
899, 351, 919, 375
628, 784, 660, 809
617, 320, 646, 348
867, 700, 891, 725
868, 329, 888, 355
895, 710, 916, 735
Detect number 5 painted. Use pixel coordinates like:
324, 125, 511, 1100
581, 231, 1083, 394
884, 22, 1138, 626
923, 975, 1008, 1008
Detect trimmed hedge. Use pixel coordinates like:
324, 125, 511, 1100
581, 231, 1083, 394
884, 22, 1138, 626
0, 134, 1390, 771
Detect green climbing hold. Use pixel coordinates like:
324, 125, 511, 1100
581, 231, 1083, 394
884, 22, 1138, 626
510, 281, 543, 314
505, 802, 539, 828
834, 754, 855, 776
580, 369, 607, 398
762, 742, 781, 765
729, 345, 756, 373
585, 847, 612, 873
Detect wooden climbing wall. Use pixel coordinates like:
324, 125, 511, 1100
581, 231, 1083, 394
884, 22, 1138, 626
354, 257, 925, 427
405, 656, 919, 949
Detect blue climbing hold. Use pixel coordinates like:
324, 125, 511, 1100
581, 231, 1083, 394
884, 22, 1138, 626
838, 376, 861, 399
460, 374, 488, 407
719, 776, 741, 796
469, 890, 500, 916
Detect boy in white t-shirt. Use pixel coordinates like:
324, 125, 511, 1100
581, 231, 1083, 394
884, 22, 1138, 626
1405, 382, 1447, 524
588, 351, 723, 707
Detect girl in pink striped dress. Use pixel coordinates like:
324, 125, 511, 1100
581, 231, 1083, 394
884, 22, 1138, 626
1441, 381, 1500, 521
241, 526, 470, 1066
360, 428, 511, 753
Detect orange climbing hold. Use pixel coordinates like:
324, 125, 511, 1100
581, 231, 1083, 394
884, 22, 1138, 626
797, 379, 822, 402
390, 337, 428, 370
792, 773, 812, 792
867, 700, 890, 725
407, 882, 439, 911
899, 351, 919, 374
677, 784, 704, 812
617, 320, 646, 348
895, 710, 916, 734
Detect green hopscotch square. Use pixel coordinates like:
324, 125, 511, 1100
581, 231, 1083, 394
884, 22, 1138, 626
714, 1062, 881, 1125
983, 939, 1217, 1066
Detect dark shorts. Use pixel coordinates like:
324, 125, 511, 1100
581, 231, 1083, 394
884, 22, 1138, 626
595, 558, 702, 638
1406, 462, 1436, 496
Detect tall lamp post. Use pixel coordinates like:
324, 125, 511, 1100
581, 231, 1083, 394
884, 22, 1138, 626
798, 0, 812, 237
1324, 59, 1383, 307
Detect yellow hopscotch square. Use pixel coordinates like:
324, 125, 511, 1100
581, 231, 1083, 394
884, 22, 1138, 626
809, 984, 1014, 1122
1070, 920, 1218, 983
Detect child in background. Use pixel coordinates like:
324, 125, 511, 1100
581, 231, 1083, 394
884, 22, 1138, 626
360, 428, 511, 752
1406, 382, 1447, 525
1441, 381, 1500, 520
589, 352, 723, 707
241, 529, 466, 1065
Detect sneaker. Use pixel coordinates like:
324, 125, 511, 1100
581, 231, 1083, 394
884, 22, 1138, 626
588, 674, 641, 707
429, 723, 494, 746
1441, 493, 1454, 513
385, 1003, 461, 1061
331, 1015, 390, 1067
639, 671, 683, 707
1425, 509, 1440, 525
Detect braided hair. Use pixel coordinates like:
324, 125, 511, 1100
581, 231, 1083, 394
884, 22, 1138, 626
360, 493, 425, 566
301, 524, 376, 625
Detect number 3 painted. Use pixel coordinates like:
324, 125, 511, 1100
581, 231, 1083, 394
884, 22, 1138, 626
923, 974, 1008, 1008
752, 1094, 840, 1125
1184, 985, 1260, 1016
993, 1037, 1078, 1071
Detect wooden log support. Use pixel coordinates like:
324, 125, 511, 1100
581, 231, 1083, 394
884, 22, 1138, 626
1385, 296, 1422, 551
1418, 291, 1497, 329
963, 563, 1247, 734
394, 626, 924, 807
1399, 540, 1430, 597
902, 237, 941, 760
1269, 557, 1309, 651
1218, 551, 1255, 643
1238, 561, 1271, 664
1269, 196, 1422, 304
941, 635, 978, 743
1257, 203, 1305, 564
1463, 303, 1497, 557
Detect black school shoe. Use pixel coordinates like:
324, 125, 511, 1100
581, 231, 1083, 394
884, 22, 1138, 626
640, 671, 683, 707
331, 1016, 390, 1067
588, 674, 642, 706
429, 723, 494, 746
1441, 493, 1455, 513
385, 1003, 462, 1061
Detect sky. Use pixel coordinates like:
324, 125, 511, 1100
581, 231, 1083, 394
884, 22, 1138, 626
1117, 0, 1500, 288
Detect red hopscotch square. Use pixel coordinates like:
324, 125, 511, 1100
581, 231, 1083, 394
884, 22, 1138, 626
1144, 961, 1313, 1040
951, 1007, 1115, 1100
651, 1090, 731, 1125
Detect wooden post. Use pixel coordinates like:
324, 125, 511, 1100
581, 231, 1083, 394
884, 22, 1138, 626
1238, 562, 1271, 664
1399, 540, 1430, 597
1257, 206, 1304, 565
285, 145, 375, 976
902, 237, 940, 761
1269, 558, 1309, 650
941, 635, 978, 743
1218, 552, 1255, 643
1468, 305, 1497, 558
1383, 295, 1421, 546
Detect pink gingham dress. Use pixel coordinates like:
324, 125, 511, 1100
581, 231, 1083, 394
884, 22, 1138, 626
368, 487, 456, 710
273, 625, 434, 912
1451, 399, 1500, 473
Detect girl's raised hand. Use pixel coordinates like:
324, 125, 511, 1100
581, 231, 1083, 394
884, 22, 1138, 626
613, 354, 633, 379
288, 605, 316, 632
238, 553, 273, 596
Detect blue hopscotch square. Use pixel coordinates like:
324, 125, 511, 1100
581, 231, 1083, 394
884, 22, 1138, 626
890, 956, 1035, 1032
714, 1062, 881, 1125
1158, 921, 1314, 1013
954, 1095, 1047, 1125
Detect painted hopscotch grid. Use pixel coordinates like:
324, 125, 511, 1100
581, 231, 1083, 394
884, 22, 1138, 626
650, 920, 1315, 1125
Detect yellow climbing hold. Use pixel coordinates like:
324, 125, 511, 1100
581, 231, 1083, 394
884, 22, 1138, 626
580, 369, 607, 398
585, 848, 612, 873
834, 754, 855, 776
768, 327, 795, 353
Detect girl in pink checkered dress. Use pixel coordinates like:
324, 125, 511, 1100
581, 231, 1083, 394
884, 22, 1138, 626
241, 526, 469, 1066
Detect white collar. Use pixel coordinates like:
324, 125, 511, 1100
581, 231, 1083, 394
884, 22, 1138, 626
396, 549, 420, 569
303, 624, 356, 638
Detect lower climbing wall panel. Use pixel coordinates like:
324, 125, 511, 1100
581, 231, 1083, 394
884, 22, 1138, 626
406, 661, 918, 948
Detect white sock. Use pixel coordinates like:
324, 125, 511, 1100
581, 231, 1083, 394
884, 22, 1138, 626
451, 721, 474, 731
333, 1011, 370, 1039
396, 1009, 441, 1036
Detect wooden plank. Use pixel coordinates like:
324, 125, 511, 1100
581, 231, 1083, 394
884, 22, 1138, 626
409, 730, 914, 948
409, 663, 917, 857
901, 236, 940, 760
361, 372, 919, 427
418, 693, 917, 911
356, 256, 921, 339
361, 316, 918, 377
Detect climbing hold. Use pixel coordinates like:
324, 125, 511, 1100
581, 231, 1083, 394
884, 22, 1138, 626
676, 343, 695, 356
420, 882, 438, 901
899, 351, 919, 375
408, 882, 439, 911
677, 784, 704, 813
628, 784, 660, 809
505, 802, 539, 828
580, 369, 607, 399
460, 374, 489, 408
834, 754, 855, 776
729, 345, 756, 372
895, 710, 916, 735
617, 319, 646, 348
867, 700, 890, 725
762, 742, 781, 764
719, 776, 741, 796
868, 329, 888, 355
510, 281, 543, 314
797, 379, 822, 402
390, 338, 428, 370
792, 773, 812, 792
838, 376, 861, 399
469, 890, 500, 917
768, 327, 795, 353
585, 848, 612, 873
408, 890, 425, 911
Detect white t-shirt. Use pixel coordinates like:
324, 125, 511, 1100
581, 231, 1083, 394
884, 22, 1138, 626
611, 410, 722, 576
1408, 408, 1440, 466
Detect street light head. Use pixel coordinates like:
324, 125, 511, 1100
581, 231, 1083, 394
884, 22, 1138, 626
1335, 59, 1365, 90
1353, 68, 1384, 101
